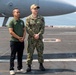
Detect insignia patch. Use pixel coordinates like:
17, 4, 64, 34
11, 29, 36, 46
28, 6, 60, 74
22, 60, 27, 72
21, 22, 23, 25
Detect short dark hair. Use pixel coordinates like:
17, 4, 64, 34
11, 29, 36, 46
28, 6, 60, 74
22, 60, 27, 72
13, 8, 20, 13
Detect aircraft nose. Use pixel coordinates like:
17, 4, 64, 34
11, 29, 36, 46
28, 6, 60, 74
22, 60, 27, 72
39, 0, 76, 16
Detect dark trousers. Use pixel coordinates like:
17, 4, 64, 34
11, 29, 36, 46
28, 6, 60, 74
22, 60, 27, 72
10, 41, 24, 70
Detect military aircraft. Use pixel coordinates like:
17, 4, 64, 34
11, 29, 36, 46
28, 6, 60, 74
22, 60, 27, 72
0, 0, 76, 26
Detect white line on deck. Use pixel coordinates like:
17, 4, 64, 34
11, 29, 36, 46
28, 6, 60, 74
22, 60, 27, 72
0, 59, 76, 63
0, 49, 10, 57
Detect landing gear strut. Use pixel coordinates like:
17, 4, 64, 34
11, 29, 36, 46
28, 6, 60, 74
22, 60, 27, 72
2, 17, 9, 27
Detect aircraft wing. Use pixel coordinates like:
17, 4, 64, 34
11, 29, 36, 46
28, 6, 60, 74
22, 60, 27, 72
0, 13, 3, 17
0, 12, 6, 17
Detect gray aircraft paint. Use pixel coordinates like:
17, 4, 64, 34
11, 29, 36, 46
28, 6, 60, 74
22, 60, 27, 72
0, 0, 76, 26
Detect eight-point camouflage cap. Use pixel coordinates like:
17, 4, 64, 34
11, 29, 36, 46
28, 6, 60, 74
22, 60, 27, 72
30, 4, 40, 9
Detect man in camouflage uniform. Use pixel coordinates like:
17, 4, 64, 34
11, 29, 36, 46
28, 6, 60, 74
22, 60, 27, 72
26, 4, 45, 72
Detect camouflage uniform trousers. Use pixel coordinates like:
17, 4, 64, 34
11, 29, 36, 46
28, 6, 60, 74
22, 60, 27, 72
26, 37, 44, 65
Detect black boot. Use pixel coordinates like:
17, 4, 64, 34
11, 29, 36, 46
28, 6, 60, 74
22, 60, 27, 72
26, 65, 31, 72
39, 63, 45, 71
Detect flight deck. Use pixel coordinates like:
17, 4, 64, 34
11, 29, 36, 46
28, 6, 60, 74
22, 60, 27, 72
0, 27, 76, 75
